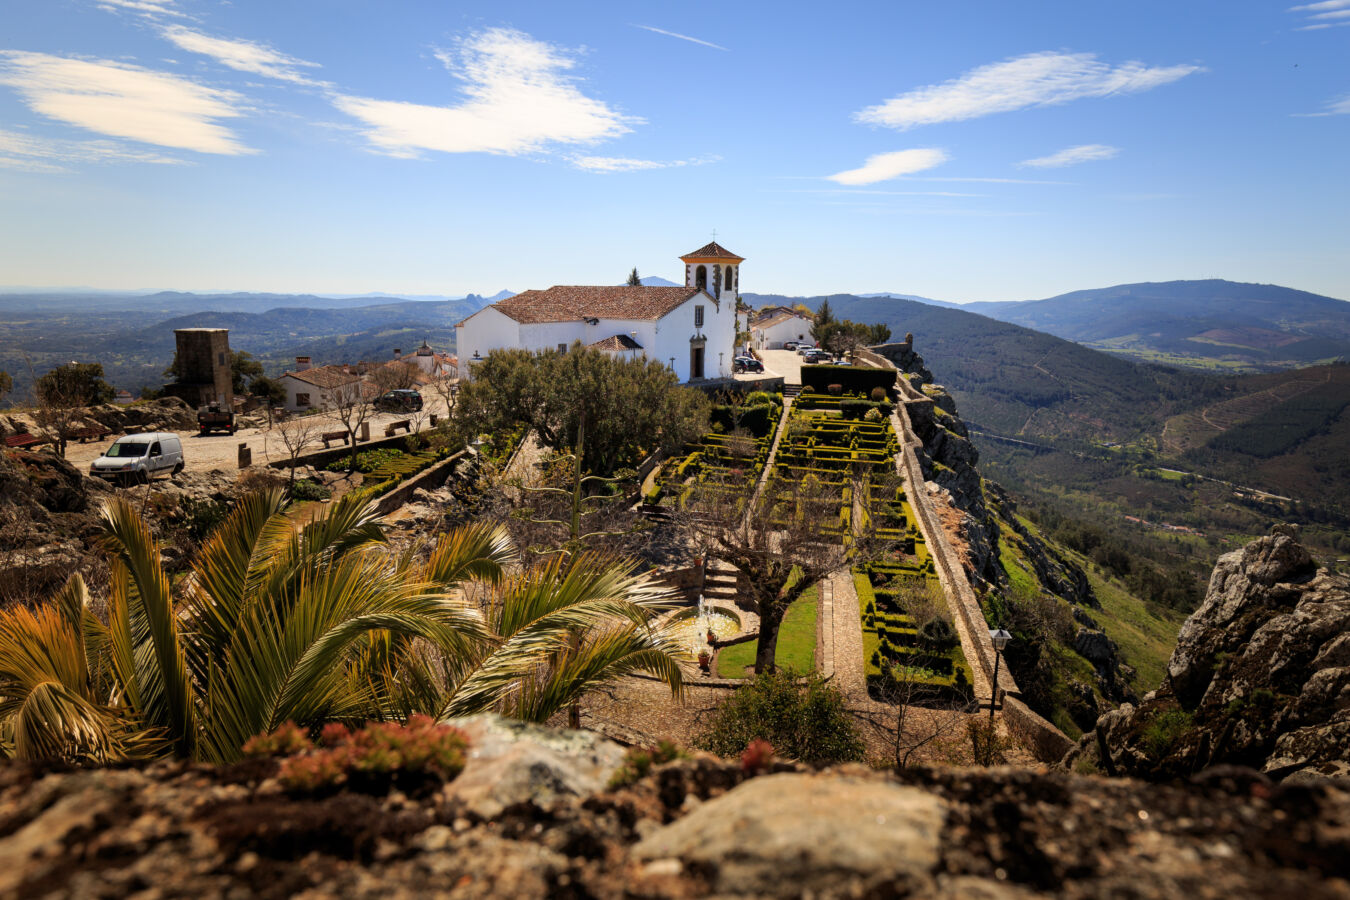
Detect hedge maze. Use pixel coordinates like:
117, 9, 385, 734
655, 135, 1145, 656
645, 391, 783, 509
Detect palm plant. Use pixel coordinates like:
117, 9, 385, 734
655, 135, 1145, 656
0, 488, 688, 764
393, 551, 687, 724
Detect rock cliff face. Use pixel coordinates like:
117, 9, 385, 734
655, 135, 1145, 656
0, 396, 197, 441
1, 716, 1346, 899
1067, 531, 1350, 783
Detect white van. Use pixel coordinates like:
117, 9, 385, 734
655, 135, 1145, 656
90, 432, 185, 484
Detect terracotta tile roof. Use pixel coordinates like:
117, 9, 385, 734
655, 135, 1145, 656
488, 285, 703, 324
589, 333, 644, 351
752, 311, 813, 330
680, 241, 744, 262
282, 365, 361, 389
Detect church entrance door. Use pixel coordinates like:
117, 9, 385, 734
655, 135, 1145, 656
691, 346, 705, 379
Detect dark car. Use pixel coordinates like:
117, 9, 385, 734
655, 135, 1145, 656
196, 404, 236, 435
375, 389, 423, 412
732, 355, 764, 373
802, 349, 833, 364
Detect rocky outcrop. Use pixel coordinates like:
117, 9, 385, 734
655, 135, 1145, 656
0, 396, 197, 441
1066, 531, 1350, 783
0, 718, 1347, 898
0, 449, 110, 605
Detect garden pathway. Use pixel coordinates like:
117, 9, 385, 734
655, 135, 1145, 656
826, 567, 868, 700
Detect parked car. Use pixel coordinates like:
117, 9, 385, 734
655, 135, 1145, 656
782, 340, 800, 350
90, 432, 184, 484
797, 344, 817, 356
196, 403, 235, 435
802, 349, 833, 364
375, 389, 423, 412
732, 355, 764, 373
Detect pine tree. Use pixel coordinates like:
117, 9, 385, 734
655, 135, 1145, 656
626, 267, 642, 286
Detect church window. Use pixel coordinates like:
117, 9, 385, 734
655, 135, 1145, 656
695, 305, 704, 328
557, 343, 567, 353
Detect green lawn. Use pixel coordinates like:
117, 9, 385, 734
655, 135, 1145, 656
716, 583, 818, 678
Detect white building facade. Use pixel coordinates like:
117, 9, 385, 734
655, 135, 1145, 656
751, 311, 815, 350
455, 242, 743, 383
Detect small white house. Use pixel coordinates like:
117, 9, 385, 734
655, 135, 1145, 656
455, 242, 743, 383
277, 359, 364, 412
751, 310, 815, 350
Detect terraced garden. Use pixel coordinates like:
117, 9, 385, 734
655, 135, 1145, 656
644, 391, 783, 510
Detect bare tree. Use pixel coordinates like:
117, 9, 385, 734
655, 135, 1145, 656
274, 414, 322, 484
683, 472, 852, 672
428, 375, 459, 419
370, 360, 421, 393
329, 378, 375, 472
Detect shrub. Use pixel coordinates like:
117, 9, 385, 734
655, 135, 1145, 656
967, 719, 1008, 765
244, 716, 469, 794
745, 390, 776, 406
288, 478, 331, 502
870, 387, 888, 402
741, 739, 775, 775
918, 617, 957, 652
1141, 709, 1193, 761
864, 408, 884, 423
326, 447, 404, 474
827, 383, 843, 396
179, 495, 231, 543
697, 669, 864, 765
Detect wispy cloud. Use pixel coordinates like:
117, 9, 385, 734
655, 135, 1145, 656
1293, 92, 1350, 116
93, 0, 183, 18
856, 51, 1200, 130
333, 28, 632, 158
826, 148, 949, 185
571, 154, 716, 173
159, 26, 326, 85
1288, 0, 1350, 28
777, 188, 987, 197
0, 127, 185, 172
630, 25, 728, 51
0, 51, 254, 154
1019, 143, 1119, 168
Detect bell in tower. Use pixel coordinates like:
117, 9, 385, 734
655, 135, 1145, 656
679, 240, 745, 302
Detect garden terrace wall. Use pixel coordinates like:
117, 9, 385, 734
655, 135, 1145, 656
267, 433, 418, 473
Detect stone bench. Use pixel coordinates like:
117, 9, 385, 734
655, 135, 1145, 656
384, 419, 411, 437
320, 430, 349, 449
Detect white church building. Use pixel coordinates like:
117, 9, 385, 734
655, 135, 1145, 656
455, 242, 743, 383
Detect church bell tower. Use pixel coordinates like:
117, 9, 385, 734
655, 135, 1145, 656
679, 240, 744, 303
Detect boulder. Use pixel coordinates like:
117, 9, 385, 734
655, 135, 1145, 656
1067, 531, 1350, 783
632, 772, 945, 898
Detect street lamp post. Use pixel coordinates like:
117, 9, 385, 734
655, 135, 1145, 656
988, 628, 1011, 720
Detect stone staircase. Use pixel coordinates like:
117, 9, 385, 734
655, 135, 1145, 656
702, 561, 741, 607
782, 384, 802, 400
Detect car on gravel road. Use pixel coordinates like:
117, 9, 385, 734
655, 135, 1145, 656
90, 433, 184, 484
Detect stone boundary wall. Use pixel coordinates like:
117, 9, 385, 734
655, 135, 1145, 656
1003, 695, 1074, 762
373, 449, 469, 516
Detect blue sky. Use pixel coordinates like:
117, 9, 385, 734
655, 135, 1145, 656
1, 0, 1346, 302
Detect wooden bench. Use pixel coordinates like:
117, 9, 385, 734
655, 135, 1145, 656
72, 426, 111, 443
3, 433, 47, 449
384, 419, 411, 437
320, 430, 350, 449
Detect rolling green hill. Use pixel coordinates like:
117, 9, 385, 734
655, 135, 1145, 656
962, 280, 1350, 371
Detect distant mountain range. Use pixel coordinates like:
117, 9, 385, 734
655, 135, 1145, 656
750, 280, 1350, 372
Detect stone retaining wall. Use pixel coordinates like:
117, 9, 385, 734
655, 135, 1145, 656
266, 433, 415, 472
1003, 695, 1075, 762
373, 449, 470, 515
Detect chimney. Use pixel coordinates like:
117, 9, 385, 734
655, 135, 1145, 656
295, 356, 312, 371
394, 348, 402, 359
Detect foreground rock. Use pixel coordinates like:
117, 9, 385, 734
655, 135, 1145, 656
0, 716, 1347, 898
1067, 530, 1350, 783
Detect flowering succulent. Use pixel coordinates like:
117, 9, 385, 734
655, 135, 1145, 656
740, 739, 775, 775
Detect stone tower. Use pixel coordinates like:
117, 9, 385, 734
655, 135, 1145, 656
679, 241, 744, 302
168, 328, 232, 407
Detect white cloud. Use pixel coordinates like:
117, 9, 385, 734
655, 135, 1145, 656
0, 127, 185, 172
159, 26, 326, 85
1312, 7, 1350, 16
1019, 143, 1119, 168
630, 25, 728, 51
333, 28, 632, 157
826, 148, 949, 185
1289, 0, 1350, 11
855, 51, 1200, 130
94, 0, 183, 18
0, 51, 254, 154
571, 154, 717, 172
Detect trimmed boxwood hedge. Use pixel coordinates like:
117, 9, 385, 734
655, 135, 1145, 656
800, 364, 895, 397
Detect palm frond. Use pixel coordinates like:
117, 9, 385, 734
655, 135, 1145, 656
422, 522, 517, 589
100, 497, 196, 758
